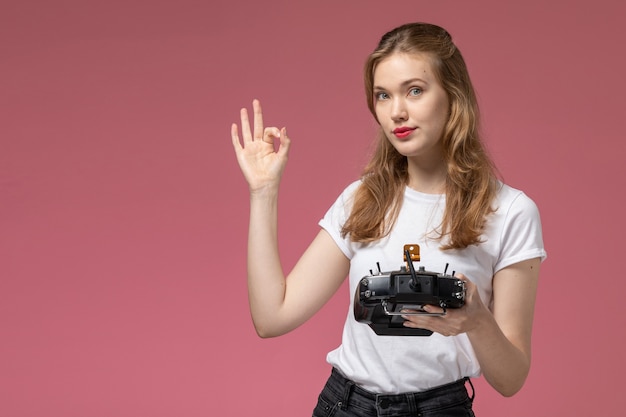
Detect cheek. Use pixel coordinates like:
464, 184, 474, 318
373, 106, 384, 124
438, 109, 450, 127
433, 99, 450, 127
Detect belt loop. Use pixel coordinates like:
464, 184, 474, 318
464, 377, 475, 403
406, 392, 418, 414
340, 379, 354, 410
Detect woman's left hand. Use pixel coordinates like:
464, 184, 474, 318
401, 275, 489, 336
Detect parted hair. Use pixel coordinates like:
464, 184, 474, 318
341, 22, 498, 250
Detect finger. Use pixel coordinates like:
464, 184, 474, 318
263, 127, 281, 143
402, 316, 436, 330
231, 123, 242, 150
460, 278, 475, 295
415, 304, 445, 316
240, 107, 253, 143
252, 99, 264, 140
276, 127, 292, 157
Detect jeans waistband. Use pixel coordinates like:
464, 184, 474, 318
329, 368, 474, 412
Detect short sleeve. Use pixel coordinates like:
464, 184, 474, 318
318, 181, 361, 260
494, 191, 547, 273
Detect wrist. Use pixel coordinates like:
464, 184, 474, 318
467, 305, 497, 338
249, 185, 282, 207
250, 184, 280, 199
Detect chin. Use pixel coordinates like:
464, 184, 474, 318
391, 144, 423, 158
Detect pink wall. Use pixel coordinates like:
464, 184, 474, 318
2, 1, 625, 415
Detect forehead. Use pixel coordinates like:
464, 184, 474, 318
373, 52, 439, 86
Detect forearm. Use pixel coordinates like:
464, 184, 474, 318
246, 188, 289, 337
467, 310, 531, 397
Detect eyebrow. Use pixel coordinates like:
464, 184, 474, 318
373, 78, 429, 91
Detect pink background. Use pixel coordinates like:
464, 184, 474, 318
2, 1, 625, 415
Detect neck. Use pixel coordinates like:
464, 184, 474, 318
406, 157, 447, 194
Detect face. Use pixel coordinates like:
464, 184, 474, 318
373, 53, 450, 163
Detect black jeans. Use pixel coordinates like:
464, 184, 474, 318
313, 368, 475, 417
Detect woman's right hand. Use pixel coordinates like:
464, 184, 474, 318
231, 99, 291, 194
231, 100, 349, 338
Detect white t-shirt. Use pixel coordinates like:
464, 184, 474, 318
319, 181, 547, 394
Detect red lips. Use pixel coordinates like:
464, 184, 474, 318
392, 127, 416, 138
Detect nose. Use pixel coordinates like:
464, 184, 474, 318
390, 98, 408, 122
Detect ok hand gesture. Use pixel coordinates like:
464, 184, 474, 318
231, 100, 291, 193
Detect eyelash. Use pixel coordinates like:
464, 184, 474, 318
374, 87, 423, 101
375, 92, 389, 101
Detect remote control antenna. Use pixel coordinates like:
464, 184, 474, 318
404, 249, 421, 292
376, 262, 382, 274
443, 263, 449, 275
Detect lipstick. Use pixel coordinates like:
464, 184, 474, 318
393, 127, 416, 139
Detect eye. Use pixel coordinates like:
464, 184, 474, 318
375, 91, 389, 101
408, 87, 423, 96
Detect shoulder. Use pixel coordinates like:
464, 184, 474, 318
342, 179, 362, 197
322, 179, 362, 219
493, 182, 541, 219
488, 182, 546, 268
331, 180, 362, 208
319, 180, 363, 259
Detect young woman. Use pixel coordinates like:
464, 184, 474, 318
231, 22, 546, 417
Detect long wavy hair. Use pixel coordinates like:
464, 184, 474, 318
341, 22, 498, 250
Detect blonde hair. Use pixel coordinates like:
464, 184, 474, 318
341, 22, 498, 250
